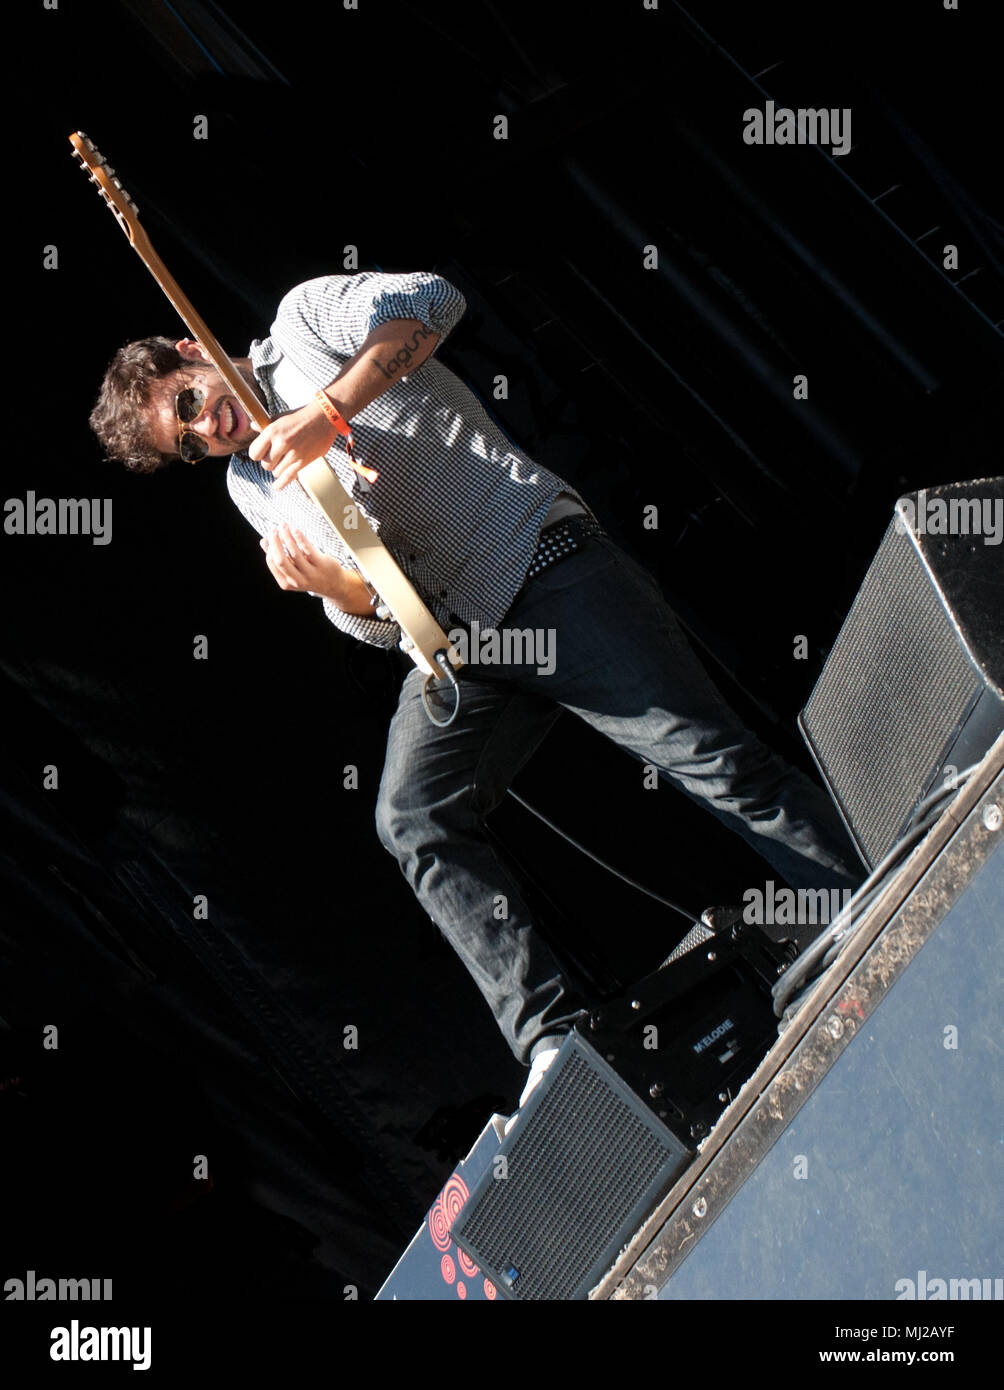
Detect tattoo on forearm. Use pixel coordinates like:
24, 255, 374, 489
371, 322, 437, 379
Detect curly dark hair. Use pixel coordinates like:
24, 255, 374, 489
89, 337, 186, 474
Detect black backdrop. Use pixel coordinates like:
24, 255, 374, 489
3, 0, 1002, 1303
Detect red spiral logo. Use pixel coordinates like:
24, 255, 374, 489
457, 1281, 467, 1300
428, 1199, 452, 1252
441, 1174, 469, 1230
457, 1248, 478, 1279
441, 1254, 456, 1285
429, 1173, 470, 1252
484, 1279, 497, 1300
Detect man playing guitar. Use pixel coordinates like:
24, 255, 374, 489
90, 266, 861, 1111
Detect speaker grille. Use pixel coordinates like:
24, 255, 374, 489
802, 520, 980, 866
451, 1036, 689, 1300
662, 920, 714, 966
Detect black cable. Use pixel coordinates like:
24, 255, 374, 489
420, 652, 462, 727
505, 788, 702, 927
506, 761, 981, 954
778, 786, 964, 1012
906, 765, 982, 830
773, 765, 979, 1019
774, 819, 931, 1017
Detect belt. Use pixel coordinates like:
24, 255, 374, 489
524, 513, 604, 582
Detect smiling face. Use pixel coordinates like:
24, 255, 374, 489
144, 340, 260, 461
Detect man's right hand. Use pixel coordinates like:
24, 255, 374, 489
248, 400, 339, 490
260, 523, 377, 616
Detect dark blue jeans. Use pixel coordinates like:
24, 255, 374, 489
375, 533, 860, 1066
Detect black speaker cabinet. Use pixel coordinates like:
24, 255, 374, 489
449, 1032, 691, 1300
800, 477, 1004, 870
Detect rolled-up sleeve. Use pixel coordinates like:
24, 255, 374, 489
320, 591, 401, 650
273, 272, 466, 363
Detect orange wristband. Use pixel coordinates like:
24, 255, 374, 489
314, 389, 352, 437
314, 390, 379, 485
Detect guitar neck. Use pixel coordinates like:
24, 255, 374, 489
131, 229, 270, 431
69, 131, 267, 432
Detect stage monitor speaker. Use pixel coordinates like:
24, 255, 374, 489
449, 1031, 692, 1300
799, 477, 1004, 870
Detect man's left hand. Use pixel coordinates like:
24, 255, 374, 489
248, 401, 338, 490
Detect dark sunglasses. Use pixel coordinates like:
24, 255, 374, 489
175, 385, 210, 463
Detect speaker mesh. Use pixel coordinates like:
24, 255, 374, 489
451, 1037, 689, 1300
662, 920, 714, 966
802, 520, 980, 866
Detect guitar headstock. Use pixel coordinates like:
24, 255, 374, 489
69, 131, 142, 244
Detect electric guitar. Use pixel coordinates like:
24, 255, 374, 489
69, 131, 463, 718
